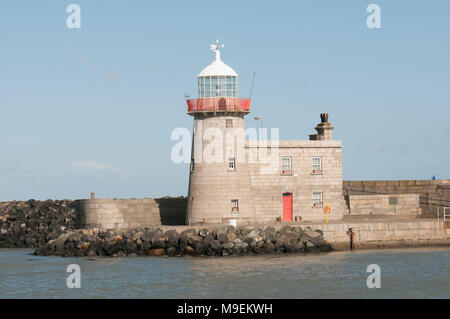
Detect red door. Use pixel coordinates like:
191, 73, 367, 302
283, 193, 293, 221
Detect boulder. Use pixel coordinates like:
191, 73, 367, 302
145, 248, 165, 257
301, 229, 324, 246
164, 229, 180, 248
263, 242, 275, 253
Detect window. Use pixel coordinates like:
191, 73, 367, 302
231, 199, 239, 212
226, 119, 233, 128
281, 156, 292, 174
197, 76, 238, 98
312, 192, 323, 207
312, 157, 322, 173
389, 197, 398, 205
228, 157, 235, 170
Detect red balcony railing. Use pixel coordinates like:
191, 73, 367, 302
187, 97, 251, 113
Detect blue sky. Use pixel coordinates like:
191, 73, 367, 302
1, 0, 449, 200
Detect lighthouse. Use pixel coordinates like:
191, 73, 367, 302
186, 40, 256, 226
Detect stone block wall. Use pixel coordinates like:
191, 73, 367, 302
187, 114, 256, 226
343, 180, 450, 216
348, 194, 421, 217
77, 197, 187, 230
301, 220, 450, 250
248, 140, 348, 223
343, 180, 450, 196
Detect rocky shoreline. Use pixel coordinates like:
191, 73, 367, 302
0, 200, 78, 249
34, 225, 332, 257
1, 200, 331, 257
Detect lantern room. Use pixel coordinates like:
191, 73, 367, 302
187, 40, 250, 114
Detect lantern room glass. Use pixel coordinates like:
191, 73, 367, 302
198, 76, 238, 98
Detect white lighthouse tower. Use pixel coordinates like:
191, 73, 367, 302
186, 40, 255, 226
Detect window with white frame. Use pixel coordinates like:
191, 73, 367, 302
231, 199, 239, 212
198, 76, 238, 98
228, 157, 235, 170
281, 156, 292, 174
312, 157, 322, 172
226, 119, 233, 128
312, 192, 323, 206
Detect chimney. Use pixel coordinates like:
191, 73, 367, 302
309, 113, 334, 140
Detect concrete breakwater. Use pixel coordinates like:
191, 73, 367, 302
2, 199, 450, 256
34, 225, 331, 257
303, 219, 450, 250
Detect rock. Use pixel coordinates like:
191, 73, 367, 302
164, 230, 180, 248
263, 242, 275, 253
226, 226, 236, 242
217, 232, 228, 244
146, 248, 165, 256
179, 229, 197, 250
245, 229, 262, 245
235, 226, 250, 240
301, 229, 323, 246
280, 225, 302, 236
282, 234, 300, 253
223, 242, 235, 255
214, 226, 229, 243
198, 229, 209, 238
80, 242, 90, 250
167, 246, 178, 257
0, 199, 78, 249
274, 236, 284, 252
26, 217, 331, 257
210, 239, 222, 250
233, 238, 249, 255
86, 250, 97, 257
262, 226, 277, 243
319, 242, 333, 252
184, 246, 195, 255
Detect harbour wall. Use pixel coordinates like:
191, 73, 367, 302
300, 219, 450, 250
76, 197, 187, 229
78, 180, 449, 230
343, 179, 450, 196
2, 199, 449, 253
343, 180, 450, 216
347, 194, 421, 217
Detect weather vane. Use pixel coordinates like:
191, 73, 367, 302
210, 39, 225, 60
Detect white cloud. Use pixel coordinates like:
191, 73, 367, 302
104, 72, 120, 82
70, 161, 112, 171
0, 160, 131, 181
69, 161, 130, 178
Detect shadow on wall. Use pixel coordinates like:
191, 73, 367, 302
74, 196, 188, 229
156, 196, 187, 225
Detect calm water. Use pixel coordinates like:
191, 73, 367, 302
0, 247, 449, 298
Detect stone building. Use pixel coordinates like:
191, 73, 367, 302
186, 41, 348, 225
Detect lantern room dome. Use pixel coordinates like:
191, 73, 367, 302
197, 40, 239, 98
198, 40, 238, 77
198, 59, 237, 77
